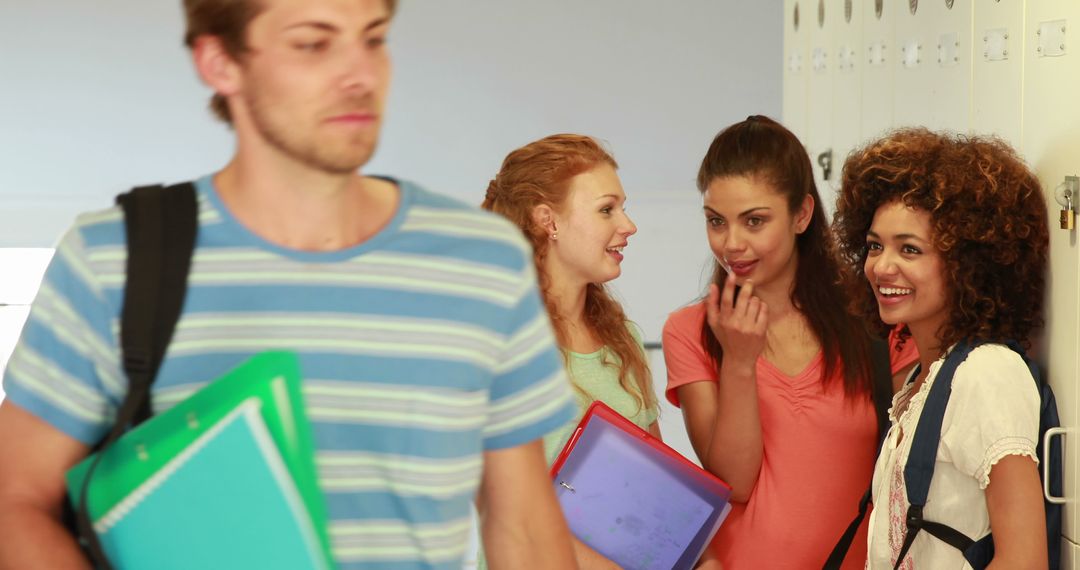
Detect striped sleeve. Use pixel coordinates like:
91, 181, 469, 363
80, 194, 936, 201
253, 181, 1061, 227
2, 221, 123, 444
482, 264, 574, 450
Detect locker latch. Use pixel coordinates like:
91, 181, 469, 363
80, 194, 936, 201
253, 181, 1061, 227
817, 149, 833, 181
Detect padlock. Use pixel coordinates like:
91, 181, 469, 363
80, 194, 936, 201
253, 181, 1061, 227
1062, 195, 1076, 231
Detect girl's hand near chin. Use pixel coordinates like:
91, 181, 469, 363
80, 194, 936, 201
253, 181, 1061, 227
705, 276, 768, 371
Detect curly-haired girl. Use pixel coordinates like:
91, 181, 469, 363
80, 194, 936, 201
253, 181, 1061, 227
833, 128, 1050, 568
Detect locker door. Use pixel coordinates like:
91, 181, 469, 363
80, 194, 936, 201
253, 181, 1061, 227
925, 0, 972, 133
971, 0, 1023, 146
892, 0, 935, 128
1066, 540, 1080, 570
861, 0, 895, 140
830, 0, 863, 215
1023, 0, 1080, 548
807, 0, 837, 214
784, 0, 811, 140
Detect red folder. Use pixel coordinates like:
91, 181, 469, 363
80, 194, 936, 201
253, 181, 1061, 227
551, 401, 732, 570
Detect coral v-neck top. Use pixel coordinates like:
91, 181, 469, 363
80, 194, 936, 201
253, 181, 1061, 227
662, 302, 917, 569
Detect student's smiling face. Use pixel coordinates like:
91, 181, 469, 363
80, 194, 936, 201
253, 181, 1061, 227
546, 164, 637, 287
864, 200, 949, 339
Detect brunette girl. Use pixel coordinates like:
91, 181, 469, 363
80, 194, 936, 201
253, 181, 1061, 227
663, 116, 916, 568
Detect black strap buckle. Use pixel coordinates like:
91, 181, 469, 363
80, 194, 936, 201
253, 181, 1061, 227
905, 504, 924, 530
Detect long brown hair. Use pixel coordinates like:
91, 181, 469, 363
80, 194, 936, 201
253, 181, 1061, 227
696, 116, 873, 398
483, 134, 657, 413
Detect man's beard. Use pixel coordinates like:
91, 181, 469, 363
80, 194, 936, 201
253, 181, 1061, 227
246, 92, 379, 175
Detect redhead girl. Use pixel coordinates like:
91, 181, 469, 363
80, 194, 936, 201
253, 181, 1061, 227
662, 116, 917, 568
480, 134, 661, 569
834, 128, 1050, 568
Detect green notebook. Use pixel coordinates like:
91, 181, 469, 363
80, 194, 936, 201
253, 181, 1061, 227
66, 351, 333, 567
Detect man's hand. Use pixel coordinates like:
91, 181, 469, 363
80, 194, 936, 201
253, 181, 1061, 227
476, 440, 576, 569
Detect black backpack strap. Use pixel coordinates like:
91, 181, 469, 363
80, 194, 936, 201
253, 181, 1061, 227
869, 338, 893, 453
822, 337, 894, 569
74, 182, 198, 569
893, 504, 976, 568
117, 182, 199, 422
822, 486, 873, 569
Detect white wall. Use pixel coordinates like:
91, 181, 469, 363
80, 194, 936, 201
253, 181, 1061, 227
2, 3, 781, 565
0, 0, 782, 332
0, 249, 54, 400
1, 0, 782, 442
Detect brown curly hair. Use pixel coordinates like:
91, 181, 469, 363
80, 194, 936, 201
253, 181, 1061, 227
482, 134, 657, 414
833, 128, 1049, 352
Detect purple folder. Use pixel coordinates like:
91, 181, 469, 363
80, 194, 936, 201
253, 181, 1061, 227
550, 401, 733, 570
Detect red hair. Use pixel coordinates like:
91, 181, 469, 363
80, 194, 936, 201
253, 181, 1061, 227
483, 134, 656, 413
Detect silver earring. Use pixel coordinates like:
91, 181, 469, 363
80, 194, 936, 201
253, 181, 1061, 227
550, 232, 558, 240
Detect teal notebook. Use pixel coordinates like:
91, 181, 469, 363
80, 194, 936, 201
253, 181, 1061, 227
66, 351, 333, 569
91, 399, 329, 569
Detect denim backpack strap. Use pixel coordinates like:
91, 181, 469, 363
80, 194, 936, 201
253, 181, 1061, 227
892, 341, 978, 569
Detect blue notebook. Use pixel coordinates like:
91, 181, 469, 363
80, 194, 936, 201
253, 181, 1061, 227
92, 399, 330, 569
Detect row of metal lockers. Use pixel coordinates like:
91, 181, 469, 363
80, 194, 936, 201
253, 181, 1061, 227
782, 0, 1080, 564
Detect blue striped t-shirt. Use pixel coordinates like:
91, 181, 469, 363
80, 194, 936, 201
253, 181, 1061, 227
3, 175, 575, 569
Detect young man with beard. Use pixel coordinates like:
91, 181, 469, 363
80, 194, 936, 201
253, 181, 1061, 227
0, 1, 578, 568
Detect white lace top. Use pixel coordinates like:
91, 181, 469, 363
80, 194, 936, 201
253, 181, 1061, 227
865, 344, 1040, 569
